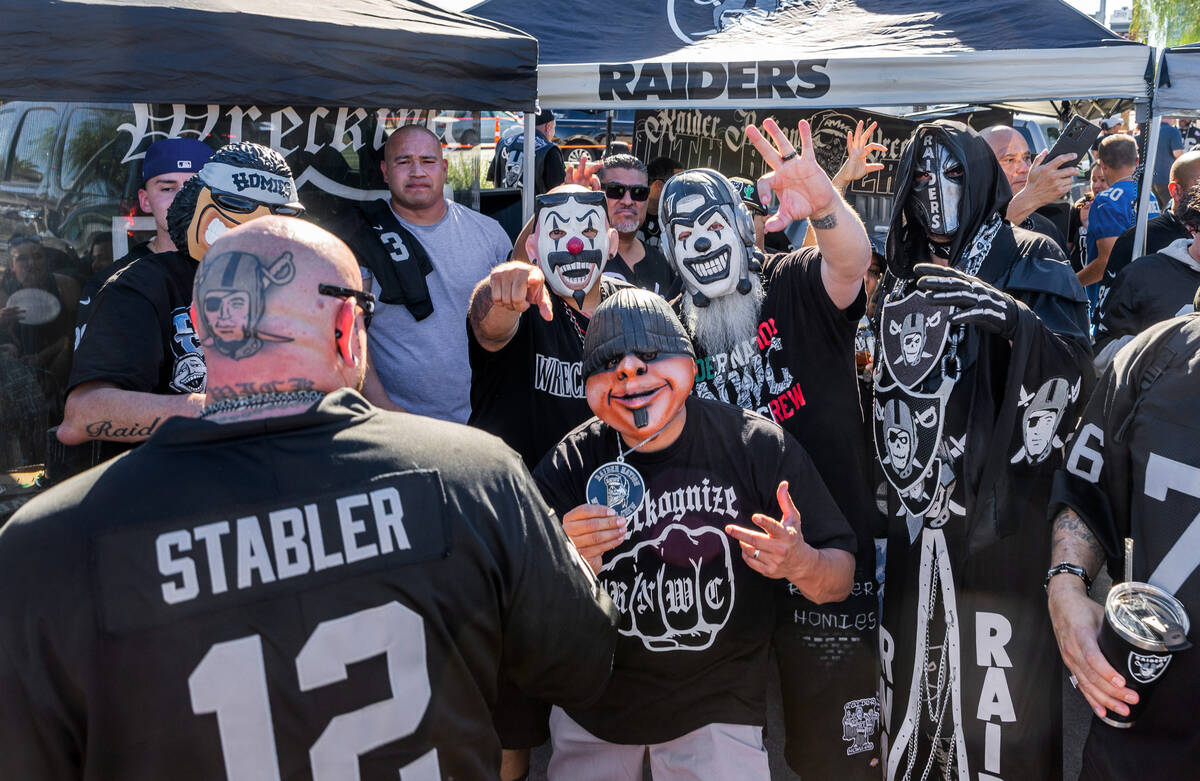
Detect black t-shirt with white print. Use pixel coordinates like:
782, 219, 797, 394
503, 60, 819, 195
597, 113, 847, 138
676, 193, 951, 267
534, 396, 855, 745
68, 250, 205, 397
468, 279, 624, 469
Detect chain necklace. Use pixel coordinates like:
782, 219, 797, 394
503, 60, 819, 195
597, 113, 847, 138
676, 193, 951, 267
563, 304, 586, 346
585, 405, 686, 520
200, 390, 326, 419
615, 406, 686, 461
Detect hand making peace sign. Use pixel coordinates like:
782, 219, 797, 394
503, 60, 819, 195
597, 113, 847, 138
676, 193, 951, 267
745, 118, 840, 232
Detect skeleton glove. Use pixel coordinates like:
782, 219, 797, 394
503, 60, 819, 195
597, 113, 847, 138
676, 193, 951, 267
914, 263, 1019, 340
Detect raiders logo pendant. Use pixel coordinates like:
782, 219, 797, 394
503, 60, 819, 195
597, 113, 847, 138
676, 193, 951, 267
586, 461, 646, 519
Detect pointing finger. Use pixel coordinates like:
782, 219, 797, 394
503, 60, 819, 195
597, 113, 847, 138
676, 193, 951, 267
763, 117, 797, 159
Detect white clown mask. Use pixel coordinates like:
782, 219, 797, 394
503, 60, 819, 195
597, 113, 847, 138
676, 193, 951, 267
533, 191, 611, 307
660, 170, 757, 307
909, 136, 964, 240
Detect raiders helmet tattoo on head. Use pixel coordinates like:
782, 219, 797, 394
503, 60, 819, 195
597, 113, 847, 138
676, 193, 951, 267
660, 169, 761, 308
195, 250, 296, 360
533, 190, 611, 307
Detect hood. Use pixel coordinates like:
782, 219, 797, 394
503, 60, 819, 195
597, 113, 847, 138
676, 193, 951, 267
1160, 237, 1200, 272
886, 120, 1012, 278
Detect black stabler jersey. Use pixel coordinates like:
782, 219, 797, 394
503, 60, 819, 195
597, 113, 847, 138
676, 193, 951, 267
467, 279, 625, 469
1050, 315, 1200, 780
0, 390, 617, 781
69, 249, 206, 397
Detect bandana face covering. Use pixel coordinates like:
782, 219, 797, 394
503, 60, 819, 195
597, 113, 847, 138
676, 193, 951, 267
534, 192, 610, 306
909, 136, 964, 241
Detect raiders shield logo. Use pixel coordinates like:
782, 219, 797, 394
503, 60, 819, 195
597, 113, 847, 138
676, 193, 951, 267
1128, 651, 1172, 684
880, 291, 954, 390
874, 383, 945, 500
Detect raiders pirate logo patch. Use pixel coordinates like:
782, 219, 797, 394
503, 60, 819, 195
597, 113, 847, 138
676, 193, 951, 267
1009, 376, 1081, 465
1128, 651, 1172, 684
880, 291, 954, 390
587, 461, 646, 519
873, 384, 945, 502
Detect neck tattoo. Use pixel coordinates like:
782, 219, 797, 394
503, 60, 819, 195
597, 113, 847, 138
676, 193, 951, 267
200, 390, 327, 419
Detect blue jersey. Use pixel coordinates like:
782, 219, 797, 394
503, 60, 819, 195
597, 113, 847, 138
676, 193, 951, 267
1086, 180, 1160, 265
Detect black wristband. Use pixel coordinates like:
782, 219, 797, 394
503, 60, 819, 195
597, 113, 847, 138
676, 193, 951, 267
1045, 562, 1093, 594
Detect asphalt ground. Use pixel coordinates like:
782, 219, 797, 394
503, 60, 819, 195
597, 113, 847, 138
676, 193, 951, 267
528, 573, 1109, 780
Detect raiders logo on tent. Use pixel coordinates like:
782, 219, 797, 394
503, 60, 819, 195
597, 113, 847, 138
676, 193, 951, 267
873, 383, 944, 502
880, 291, 954, 390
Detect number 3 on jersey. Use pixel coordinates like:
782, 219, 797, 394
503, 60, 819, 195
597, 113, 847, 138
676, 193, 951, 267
189, 601, 440, 780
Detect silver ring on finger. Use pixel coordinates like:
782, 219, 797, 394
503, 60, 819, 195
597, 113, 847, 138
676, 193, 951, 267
1069, 674, 1078, 689
781, 151, 798, 162
752, 549, 760, 560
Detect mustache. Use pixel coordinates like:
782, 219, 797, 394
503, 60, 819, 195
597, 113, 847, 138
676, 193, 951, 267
547, 249, 604, 269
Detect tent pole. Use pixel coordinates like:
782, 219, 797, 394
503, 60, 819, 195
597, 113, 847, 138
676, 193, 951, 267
604, 111, 613, 157
522, 112, 535, 223
1133, 104, 1160, 261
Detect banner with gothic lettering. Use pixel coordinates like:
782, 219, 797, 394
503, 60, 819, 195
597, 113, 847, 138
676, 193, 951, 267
633, 107, 914, 198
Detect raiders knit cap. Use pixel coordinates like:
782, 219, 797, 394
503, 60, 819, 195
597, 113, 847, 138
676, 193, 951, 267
582, 288, 695, 378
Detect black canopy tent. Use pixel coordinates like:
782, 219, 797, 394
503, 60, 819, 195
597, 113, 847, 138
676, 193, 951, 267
3, 0, 538, 110
469, 0, 1149, 113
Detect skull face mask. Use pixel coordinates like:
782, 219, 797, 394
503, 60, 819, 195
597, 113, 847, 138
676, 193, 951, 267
660, 170, 757, 308
533, 191, 611, 307
908, 136, 964, 241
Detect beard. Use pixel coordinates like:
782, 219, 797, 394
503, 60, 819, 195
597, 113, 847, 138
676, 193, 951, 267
682, 273, 764, 357
611, 214, 641, 234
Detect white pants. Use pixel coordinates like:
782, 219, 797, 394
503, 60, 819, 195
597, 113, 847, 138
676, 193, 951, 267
547, 706, 770, 781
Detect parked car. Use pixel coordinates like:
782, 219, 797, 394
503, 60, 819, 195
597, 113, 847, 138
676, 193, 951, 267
431, 111, 523, 147
0, 101, 138, 257
553, 110, 637, 163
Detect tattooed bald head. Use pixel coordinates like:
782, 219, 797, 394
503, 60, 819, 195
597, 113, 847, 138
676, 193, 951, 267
193, 216, 369, 407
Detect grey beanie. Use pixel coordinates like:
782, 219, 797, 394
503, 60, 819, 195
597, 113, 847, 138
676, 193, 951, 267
582, 288, 695, 378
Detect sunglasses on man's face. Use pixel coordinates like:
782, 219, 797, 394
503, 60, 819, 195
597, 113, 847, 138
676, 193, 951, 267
603, 183, 651, 202
212, 191, 306, 217
318, 284, 375, 329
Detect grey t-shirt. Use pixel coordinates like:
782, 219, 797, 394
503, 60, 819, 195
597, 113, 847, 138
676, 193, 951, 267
365, 199, 511, 422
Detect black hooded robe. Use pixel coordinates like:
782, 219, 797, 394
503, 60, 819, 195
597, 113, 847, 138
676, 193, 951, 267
873, 121, 1092, 781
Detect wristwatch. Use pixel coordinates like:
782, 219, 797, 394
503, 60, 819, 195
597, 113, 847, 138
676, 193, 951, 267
1044, 562, 1093, 594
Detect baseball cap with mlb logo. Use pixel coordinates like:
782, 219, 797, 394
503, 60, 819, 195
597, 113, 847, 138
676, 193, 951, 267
141, 138, 214, 186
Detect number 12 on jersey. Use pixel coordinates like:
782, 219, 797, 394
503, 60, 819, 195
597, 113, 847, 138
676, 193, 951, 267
188, 601, 440, 780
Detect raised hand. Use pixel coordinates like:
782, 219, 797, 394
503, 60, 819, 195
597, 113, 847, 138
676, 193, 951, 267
486, 261, 554, 321
915, 262, 1021, 339
725, 480, 817, 581
746, 118, 840, 232
562, 503, 628, 574
832, 119, 887, 193
564, 152, 604, 191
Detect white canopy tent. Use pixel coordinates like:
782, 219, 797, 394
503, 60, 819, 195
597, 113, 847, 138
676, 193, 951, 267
1133, 42, 1200, 257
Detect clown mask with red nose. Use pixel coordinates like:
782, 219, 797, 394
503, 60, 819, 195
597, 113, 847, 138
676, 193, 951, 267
529, 189, 615, 307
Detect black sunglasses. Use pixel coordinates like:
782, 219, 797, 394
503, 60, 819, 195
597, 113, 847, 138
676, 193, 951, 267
212, 190, 305, 217
603, 183, 651, 202
318, 283, 375, 329
535, 191, 607, 210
